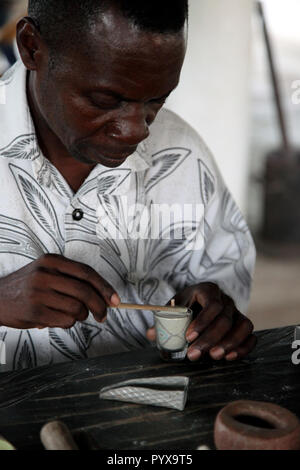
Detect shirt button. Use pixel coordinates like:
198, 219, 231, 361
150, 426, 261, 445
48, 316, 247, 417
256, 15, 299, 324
72, 209, 84, 221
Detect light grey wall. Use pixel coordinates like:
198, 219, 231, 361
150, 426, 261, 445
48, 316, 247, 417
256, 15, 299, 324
167, 0, 253, 214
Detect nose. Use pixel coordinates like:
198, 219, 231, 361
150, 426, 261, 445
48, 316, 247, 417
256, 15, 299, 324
106, 104, 150, 146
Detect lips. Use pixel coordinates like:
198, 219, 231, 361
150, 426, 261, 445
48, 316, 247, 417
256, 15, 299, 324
103, 152, 133, 160
96, 147, 137, 163
100, 156, 127, 166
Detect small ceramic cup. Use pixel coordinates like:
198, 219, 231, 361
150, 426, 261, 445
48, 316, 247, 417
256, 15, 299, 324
154, 308, 193, 362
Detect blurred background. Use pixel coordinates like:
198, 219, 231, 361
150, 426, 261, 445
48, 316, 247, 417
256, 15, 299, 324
1, 0, 300, 331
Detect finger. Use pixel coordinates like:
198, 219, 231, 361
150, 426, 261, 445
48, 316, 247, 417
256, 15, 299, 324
41, 290, 89, 322
186, 299, 224, 342
173, 283, 221, 310
186, 292, 234, 343
225, 334, 257, 361
187, 311, 233, 361
37, 307, 77, 329
10, 319, 41, 330
36, 271, 107, 321
146, 327, 156, 342
40, 254, 120, 306
209, 313, 253, 360
173, 287, 197, 309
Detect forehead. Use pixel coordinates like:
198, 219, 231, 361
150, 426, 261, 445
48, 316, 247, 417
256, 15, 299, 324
59, 9, 186, 97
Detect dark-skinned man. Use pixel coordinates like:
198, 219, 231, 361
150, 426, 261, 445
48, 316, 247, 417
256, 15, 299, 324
0, 0, 256, 371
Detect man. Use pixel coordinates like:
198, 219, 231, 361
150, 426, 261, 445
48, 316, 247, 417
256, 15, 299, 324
0, 0, 256, 371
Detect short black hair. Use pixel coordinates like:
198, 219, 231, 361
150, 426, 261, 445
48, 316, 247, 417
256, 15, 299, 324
28, 0, 189, 52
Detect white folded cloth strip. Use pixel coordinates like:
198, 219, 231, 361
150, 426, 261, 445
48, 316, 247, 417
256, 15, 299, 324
99, 376, 189, 411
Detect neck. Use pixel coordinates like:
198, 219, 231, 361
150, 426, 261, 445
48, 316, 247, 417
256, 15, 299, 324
27, 72, 95, 193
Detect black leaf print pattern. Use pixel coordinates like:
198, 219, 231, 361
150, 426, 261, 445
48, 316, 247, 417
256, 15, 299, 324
0, 134, 39, 160
97, 194, 128, 242
221, 189, 248, 234
103, 194, 120, 221
0, 214, 47, 259
16, 340, 33, 370
77, 322, 102, 350
10, 164, 64, 253
49, 164, 73, 199
145, 147, 191, 193
222, 190, 248, 234
138, 278, 160, 303
19, 175, 63, 245
76, 177, 99, 199
49, 330, 85, 361
97, 169, 131, 195
66, 327, 88, 357
221, 189, 252, 287
13, 332, 37, 370
36, 158, 50, 186
99, 239, 127, 275
198, 159, 216, 205
106, 309, 146, 349
147, 223, 197, 272
76, 170, 130, 199
81, 325, 92, 345
98, 176, 119, 194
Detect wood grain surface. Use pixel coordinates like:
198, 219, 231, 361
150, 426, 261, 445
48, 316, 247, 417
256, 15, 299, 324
0, 326, 297, 450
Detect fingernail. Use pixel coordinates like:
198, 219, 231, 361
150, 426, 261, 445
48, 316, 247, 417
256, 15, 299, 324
187, 331, 199, 342
210, 347, 225, 360
226, 351, 238, 361
187, 349, 202, 361
110, 293, 120, 306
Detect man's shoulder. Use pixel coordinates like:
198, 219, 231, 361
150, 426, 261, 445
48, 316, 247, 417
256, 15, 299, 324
148, 108, 219, 176
152, 107, 200, 141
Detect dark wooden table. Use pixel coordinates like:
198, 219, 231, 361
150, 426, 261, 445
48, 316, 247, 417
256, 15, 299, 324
0, 326, 299, 450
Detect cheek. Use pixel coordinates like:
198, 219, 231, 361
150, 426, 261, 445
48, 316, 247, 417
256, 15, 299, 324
59, 95, 112, 142
37, 79, 77, 142
38, 85, 105, 145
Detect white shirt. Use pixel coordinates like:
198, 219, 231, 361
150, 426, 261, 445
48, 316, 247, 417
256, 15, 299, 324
0, 61, 256, 371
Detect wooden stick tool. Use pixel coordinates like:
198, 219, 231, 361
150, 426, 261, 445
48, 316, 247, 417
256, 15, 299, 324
114, 299, 188, 314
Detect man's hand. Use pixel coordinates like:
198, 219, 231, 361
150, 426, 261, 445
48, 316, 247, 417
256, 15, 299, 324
0, 254, 120, 329
147, 282, 256, 362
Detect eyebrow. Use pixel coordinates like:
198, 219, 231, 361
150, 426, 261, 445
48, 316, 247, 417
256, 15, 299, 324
88, 87, 173, 103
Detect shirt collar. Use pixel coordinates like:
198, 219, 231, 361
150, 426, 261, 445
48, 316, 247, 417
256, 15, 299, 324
0, 60, 152, 175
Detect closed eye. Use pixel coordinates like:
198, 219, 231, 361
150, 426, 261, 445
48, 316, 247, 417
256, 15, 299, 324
88, 96, 121, 110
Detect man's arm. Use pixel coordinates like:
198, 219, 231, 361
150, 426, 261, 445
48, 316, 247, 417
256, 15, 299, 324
0, 254, 120, 329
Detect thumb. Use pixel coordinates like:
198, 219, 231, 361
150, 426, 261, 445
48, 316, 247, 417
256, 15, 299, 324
171, 291, 192, 307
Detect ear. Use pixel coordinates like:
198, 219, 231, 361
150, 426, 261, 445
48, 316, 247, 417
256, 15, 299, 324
16, 17, 44, 71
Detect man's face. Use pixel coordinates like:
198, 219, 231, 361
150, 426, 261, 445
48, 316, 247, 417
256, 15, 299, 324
31, 10, 186, 168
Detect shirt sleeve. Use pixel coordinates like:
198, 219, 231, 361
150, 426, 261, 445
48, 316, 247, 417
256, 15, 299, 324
186, 156, 256, 315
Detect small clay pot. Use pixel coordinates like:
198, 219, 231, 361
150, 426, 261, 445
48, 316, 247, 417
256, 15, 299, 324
214, 400, 300, 450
